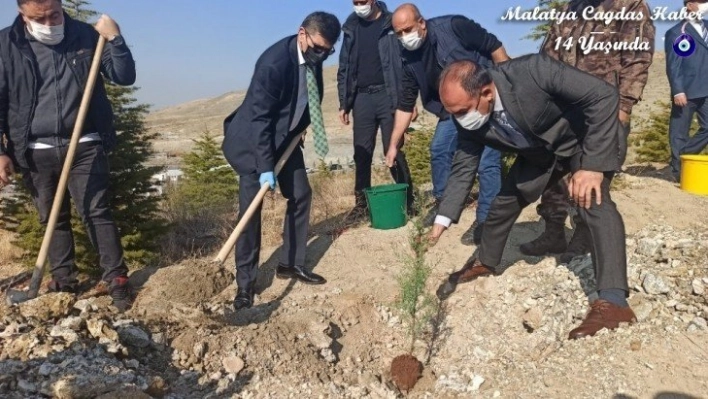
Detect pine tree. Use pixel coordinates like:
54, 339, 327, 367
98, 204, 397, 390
404, 127, 433, 189
632, 100, 701, 163
63, 0, 98, 21
94, 84, 167, 266
161, 131, 238, 261
523, 0, 570, 41
632, 101, 671, 162
72, 2, 167, 268
173, 130, 238, 215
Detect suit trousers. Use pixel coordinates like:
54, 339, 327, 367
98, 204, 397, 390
352, 89, 414, 208
669, 96, 708, 178
536, 122, 631, 224
235, 146, 312, 288
478, 162, 628, 292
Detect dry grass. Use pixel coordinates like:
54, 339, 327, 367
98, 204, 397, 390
0, 229, 23, 265
260, 167, 394, 247
160, 167, 397, 263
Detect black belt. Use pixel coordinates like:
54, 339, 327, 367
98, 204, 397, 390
357, 84, 386, 94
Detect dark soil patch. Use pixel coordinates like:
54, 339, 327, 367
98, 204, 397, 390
390, 353, 423, 392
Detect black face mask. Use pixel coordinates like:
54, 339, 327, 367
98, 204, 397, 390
304, 47, 329, 67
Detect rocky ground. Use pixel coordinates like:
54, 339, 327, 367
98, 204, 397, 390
1, 174, 707, 399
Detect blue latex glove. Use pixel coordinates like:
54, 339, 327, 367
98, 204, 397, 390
259, 171, 276, 190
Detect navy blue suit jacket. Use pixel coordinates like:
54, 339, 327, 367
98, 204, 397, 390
665, 20, 708, 100
223, 35, 324, 175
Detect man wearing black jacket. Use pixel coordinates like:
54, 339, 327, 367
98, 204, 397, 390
223, 12, 341, 310
337, 0, 414, 220
0, 0, 136, 311
385, 3, 510, 244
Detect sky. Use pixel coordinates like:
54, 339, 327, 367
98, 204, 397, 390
0, 0, 680, 110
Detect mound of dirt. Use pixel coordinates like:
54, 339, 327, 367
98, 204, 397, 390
130, 259, 233, 323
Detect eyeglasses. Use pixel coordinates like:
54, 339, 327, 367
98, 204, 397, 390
306, 33, 335, 56
353, 0, 371, 5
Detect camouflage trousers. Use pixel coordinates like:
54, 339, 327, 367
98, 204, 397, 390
536, 174, 574, 224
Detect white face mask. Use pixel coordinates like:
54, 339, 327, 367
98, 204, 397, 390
455, 96, 493, 131
400, 30, 423, 51
27, 20, 64, 45
455, 109, 490, 131
354, 4, 373, 18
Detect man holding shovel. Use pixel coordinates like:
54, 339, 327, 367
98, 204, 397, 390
0, 0, 136, 311
222, 12, 341, 310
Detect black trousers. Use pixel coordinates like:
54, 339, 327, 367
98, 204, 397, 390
235, 145, 311, 288
352, 89, 414, 207
478, 162, 628, 292
21, 141, 128, 286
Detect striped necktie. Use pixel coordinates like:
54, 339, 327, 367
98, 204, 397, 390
305, 66, 329, 158
702, 23, 708, 43
491, 110, 540, 149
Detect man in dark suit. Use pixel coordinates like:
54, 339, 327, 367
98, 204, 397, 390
428, 55, 637, 340
666, 0, 708, 181
222, 12, 341, 310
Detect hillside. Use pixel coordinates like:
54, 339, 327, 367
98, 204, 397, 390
145, 53, 670, 167
145, 66, 348, 168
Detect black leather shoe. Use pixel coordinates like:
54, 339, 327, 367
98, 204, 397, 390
234, 286, 254, 310
276, 264, 326, 285
460, 221, 484, 246
422, 200, 441, 228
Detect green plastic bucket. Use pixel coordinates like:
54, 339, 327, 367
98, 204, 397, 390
364, 183, 409, 230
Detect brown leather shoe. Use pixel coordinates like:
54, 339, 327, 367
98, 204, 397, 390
568, 300, 637, 340
451, 259, 496, 284
436, 259, 496, 300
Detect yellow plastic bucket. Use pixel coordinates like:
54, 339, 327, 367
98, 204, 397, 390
680, 155, 708, 195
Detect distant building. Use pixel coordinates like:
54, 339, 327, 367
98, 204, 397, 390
166, 168, 184, 182
150, 167, 184, 196
151, 168, 184, 184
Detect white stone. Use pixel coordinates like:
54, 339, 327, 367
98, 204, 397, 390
222, 355, 245, 375
470, 375, 485, 391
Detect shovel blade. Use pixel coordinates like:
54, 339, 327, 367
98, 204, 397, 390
5, 288, 34, 305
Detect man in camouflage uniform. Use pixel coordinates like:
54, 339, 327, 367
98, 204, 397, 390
520, 0, 655, 262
